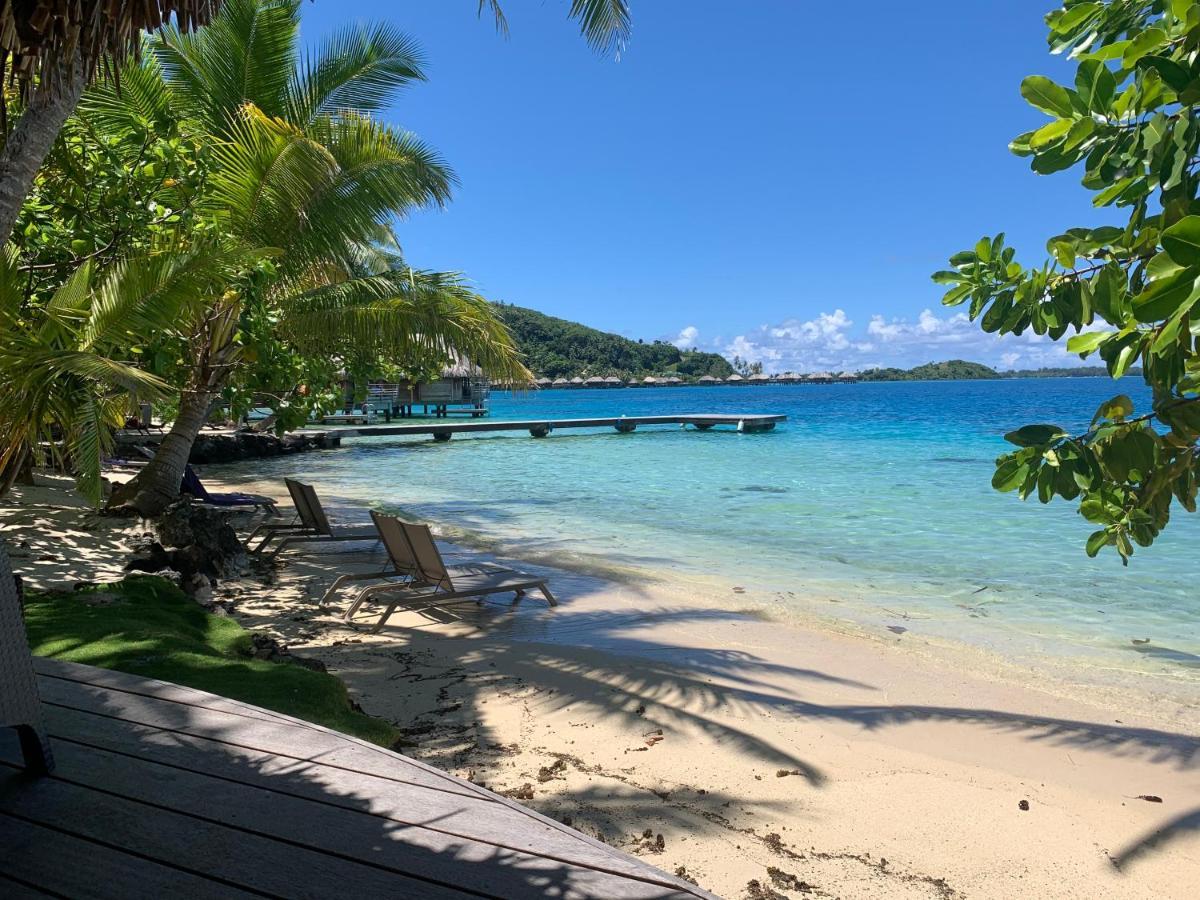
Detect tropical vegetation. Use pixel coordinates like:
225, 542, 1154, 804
936, 0, 1200, 562
496, 302, 734, 380
0, 0, 638, 514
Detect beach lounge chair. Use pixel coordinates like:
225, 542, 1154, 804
245, 478, 315, 551
319, 510, 504, 607
342, 516, 555, 633
181, 465, 280, 516
255, 480, 379, 559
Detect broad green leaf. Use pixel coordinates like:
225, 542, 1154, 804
992, 457, 1030, 492
1066, 330, 1114, 355
1030, 118, 1074, 149
1093, 394, 1134, 424
1075, 59, 1115, 111
1161, 215, 1200, 266
930, 270, 964, 285
1085, 529, 1109, 557
1004, 424, 1067, 447
1138, 55, 1191, 92
1132, 267, 1200, 322
1020, 75, 1074, 117
1122, 26, 1167, 67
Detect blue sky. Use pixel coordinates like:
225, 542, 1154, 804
298, 2, 1107, 372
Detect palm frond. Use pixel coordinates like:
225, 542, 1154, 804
82, 244, 258, 349
212, 108, 452, 271
480, 0, 630, 57
79, 50, 177, 140
279, 268, 532, 386
288, 21, 426, 126
153, 0, 300, 134
568, 0, 632, 57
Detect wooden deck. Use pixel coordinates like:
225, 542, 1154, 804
336, 413, 787, 440
0, 659, 714, 899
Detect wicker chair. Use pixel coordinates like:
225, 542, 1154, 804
0, 538, 53, 773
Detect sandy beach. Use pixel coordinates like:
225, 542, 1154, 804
3, 473, 1198, 899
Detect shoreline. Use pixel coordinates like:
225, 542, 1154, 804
216, 461, 1200, 729
3, 474, 1198, 898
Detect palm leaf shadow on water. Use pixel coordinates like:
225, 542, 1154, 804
0, 665, 709, 898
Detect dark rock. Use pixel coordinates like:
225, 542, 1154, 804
1018, 799, 1030, 811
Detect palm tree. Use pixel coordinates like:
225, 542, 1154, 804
99, 0, 531, 515
0, 242, 245, 503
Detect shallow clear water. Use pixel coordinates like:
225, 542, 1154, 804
222, 380, 1200, 682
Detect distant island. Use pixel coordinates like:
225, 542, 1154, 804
493, 305, 1130, 385
857, 361, 1135, 382
494, 303, 733, 380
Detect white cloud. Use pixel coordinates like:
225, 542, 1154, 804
671, 325, 699, 349
716, 308, 1083, 373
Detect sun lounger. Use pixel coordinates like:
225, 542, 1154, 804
342, 516, 555, 633
255, 480, 379, 559
319, 510, 504, 608
181, 465, 280, 516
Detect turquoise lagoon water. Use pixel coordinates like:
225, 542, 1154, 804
222, 380, 1200, 685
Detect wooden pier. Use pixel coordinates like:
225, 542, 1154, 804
334, 413, 786, 441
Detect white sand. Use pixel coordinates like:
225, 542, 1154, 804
3, 473, 1198, 899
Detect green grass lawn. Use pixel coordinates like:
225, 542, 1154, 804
24, 575, 399, 747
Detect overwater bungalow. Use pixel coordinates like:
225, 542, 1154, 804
627, 378, 643, 387
584, 375, 607, 387
726, 373, 745, 383
551, 377, 569, 388
664, 376, 684, 386
534, 377, 553, 389
569, 376, 585, 387
748, 373, 773, 384
697, 374, 719, 384
808, 371, 835, 383
604, 376, 624, 387
643, 376, 659, 385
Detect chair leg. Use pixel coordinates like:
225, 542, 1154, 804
321, 570, 393, 608
372, 602, 403, 634
15, 724, 54, 774
540, 585, 558, 607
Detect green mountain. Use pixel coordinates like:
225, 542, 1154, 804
494, 303, 733, 380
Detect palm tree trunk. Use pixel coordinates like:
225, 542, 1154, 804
0, 446, 31, 498
0, 48, 85, 247
109, 388, 214, 516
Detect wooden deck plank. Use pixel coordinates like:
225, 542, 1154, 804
35, 675, 488, 800
0, 767, 485, 899
0, 875, 55, 899
34, 658, 303, 727
0, 737, 691, 900
31, 704, 697, 894
0, 812, 260, 899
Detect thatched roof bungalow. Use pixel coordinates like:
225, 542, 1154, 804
569, 376, 585, 387
748, 373, 773, 383
726, 374, 744, 383
697, 375, 719, 384
664, 376, 683, 385
534, 377, 553, 388
584, 376, 606, 387
642, 376, 659, 385
604, 376, 623, 387
552, 377, 569, 387
1, 1, 222, 99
